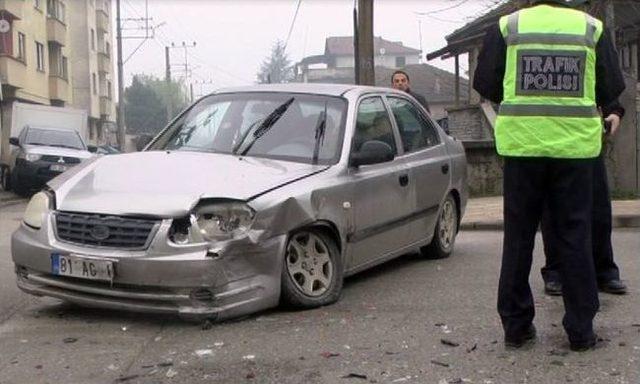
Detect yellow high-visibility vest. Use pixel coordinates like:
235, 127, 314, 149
495, 4, 603, 158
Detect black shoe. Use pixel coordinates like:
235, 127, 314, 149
570, 334, 597, 352
598, 279, 627, 295
544, 281, 563, 296
505, 324, 536, 348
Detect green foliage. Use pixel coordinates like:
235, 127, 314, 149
124, 74, 189, 135
256, 40, 294, 84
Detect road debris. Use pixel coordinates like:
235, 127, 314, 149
242, 355, 256, 361
320, 352, 340, 358
214, 341, 225, 348
341, 373, 368, 380
246, 372, 256, 379
441, 339, 460, 347
165, 368, 178, 378
547, 350, 569, 357
63, 337, 78, 344
195, 349, 213, 357
466, 343, 477, 353
431, 359, 450, 368
201, 320, 213, 330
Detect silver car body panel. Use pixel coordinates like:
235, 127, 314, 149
12, 84, 467, 320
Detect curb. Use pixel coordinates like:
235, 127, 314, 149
461, 215, 640, 231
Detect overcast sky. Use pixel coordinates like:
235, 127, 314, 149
117, 0, 498, 96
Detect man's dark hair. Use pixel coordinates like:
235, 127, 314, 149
391, 70, 410, 83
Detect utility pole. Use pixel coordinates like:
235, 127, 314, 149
165, 46, 173, 121
353, 4, 359, 84
355, 0, 374, 85
116, 0, 125, 151
115, 0, 159, 151
169, 42, 197, 103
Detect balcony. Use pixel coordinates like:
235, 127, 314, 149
96, 9, 109, 32
0, 56, 27, 89
46, 18, 67, 46
96, 0, 109, 16
97, 51, 110, 73
99, 96, 111, 116
0, 0, 23, 20
49, 75, 69, 102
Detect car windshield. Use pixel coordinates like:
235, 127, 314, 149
148, 92, 347, 165
25, 128, 85, 150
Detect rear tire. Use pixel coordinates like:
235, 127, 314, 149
281, 229, 343, 309
0, 166, 10, 191
421, 193, 459, 259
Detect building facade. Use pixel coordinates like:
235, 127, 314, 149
67, 0, 116, 145
296, 36, 421, 83
0, 0, 73, 162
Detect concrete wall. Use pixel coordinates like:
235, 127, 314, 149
463, 141, 504, 197
605, 75, 640, 196
447, 105, 493, 141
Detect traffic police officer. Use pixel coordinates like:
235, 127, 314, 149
473, 0, 626, 351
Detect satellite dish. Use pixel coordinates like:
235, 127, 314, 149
0, 20, 10, 34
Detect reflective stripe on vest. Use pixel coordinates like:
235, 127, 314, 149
495, 5, 603, 159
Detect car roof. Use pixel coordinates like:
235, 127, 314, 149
213, 83, 404, 98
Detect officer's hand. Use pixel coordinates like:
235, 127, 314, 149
604, 114, 621, 136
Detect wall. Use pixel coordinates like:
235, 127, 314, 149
464, 141, 504, 197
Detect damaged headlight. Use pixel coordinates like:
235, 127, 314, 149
23, 191, 52, 229
195, 202, 255, 241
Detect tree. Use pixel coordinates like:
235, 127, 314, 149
124, 75, 189, 135
256, 40, 294, 84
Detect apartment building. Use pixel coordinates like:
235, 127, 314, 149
67, 0, 115, 145
0, 0, 73, 162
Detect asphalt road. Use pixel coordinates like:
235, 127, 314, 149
0, 201, 639, 384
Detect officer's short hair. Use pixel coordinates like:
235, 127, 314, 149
391, 70, 410, 83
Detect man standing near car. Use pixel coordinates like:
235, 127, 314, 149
540, 100, 627, 297
391, 70, 431, 113
473, 0, 626, 351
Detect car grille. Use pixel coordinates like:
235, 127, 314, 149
40, 155, 81, 164
54, 211, 159, 249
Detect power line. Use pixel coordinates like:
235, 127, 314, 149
284, 0, 303, 52
415, 0, 472, 16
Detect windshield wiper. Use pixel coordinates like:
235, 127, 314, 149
25, 142, 48, 146
233, 97, 295, 156
312, 102, 327, 165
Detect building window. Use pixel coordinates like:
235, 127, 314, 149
91, 29, 95, 50
17, 32, 26, 61
62, 56, 68, 80
47, 0, 65, 23
395, 56, 406, 68
107, 80, 112, 99
36, 41, 45, 71
92, 73, 97, 95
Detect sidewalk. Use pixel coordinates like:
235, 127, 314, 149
461, 196, 640, 230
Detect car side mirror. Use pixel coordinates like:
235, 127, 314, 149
9, 137, 19, 146
350, 140, 395, 167
87, 145, 98, 153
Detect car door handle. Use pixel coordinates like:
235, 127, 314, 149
398, 173, 409, 187
441, 164, 449, 174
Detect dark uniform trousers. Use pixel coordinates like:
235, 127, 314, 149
498, 156, 599, 344
541, 152, 620, 284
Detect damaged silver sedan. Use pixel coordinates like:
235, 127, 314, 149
12, 84, 467, 321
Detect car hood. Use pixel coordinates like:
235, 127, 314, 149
51, 151, 329, 217
24, 144, 94, 159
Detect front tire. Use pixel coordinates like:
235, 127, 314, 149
281, 230, 343, 309
421, 193, 459, 259
0, 166, 10, 191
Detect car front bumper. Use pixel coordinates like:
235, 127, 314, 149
12, 211, 287, 321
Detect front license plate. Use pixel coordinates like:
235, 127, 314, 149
51, 253, 115, 282
50, 164, 68, 172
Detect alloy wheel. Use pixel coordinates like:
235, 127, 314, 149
286, 232, 333, 297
